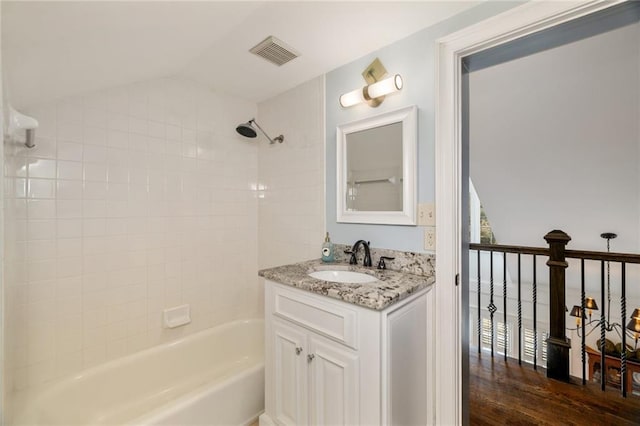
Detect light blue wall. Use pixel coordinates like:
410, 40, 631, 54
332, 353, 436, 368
325, 2, 521, 252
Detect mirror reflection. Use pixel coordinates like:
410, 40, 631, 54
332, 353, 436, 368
336, 105, 416, 225
346, 122, 403, 211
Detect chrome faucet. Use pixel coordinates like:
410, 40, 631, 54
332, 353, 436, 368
346, 240, 372, 267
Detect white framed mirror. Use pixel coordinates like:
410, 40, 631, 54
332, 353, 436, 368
336, 105, 417, 225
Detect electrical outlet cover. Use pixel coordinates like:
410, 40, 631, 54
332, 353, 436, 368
424, 227, 436, 251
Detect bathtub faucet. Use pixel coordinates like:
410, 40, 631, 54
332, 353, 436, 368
345, 240, 372, 267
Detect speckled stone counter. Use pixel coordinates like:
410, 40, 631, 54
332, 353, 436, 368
259, 259, 435, 311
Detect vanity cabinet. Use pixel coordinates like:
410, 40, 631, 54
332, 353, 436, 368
272, 319, 359, 425
260, 279, 432, 426
271, 320, 308, 425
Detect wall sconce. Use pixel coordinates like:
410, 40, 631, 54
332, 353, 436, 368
339, 58, 403, 108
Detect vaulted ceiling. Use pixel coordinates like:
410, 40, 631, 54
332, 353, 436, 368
469, 20, 640, 253
2, 1, 480, 108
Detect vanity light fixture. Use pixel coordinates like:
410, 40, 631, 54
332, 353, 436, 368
339, 58, 403, 108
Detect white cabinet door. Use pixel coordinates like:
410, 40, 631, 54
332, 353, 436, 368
273, 320, 308, 426
308, 335, 359, 426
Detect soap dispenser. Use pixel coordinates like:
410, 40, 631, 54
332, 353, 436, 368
321, 232, 335, 263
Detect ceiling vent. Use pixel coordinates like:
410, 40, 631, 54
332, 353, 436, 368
249, 36, 299, 66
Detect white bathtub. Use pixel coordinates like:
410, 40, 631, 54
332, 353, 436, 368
13, 319, 265, 426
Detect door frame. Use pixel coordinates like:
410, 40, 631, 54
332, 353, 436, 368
433, 1, 623, 424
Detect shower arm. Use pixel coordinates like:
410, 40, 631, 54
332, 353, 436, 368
251, 119, 284, 144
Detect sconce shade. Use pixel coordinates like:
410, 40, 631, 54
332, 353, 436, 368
585, 297, 598, 311
626, 318, 640, 333
339, 88, 366, 108
366, 74, 403, 99
569, 305, 584, 318
631, 308, 640, 320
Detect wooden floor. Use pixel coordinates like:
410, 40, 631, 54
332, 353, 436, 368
469, 352, 640, 425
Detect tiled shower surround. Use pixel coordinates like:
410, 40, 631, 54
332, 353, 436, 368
3, 78, 262, 392
257, 77, 325, 269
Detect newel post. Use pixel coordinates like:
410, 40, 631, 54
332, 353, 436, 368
544, 230, 572, 382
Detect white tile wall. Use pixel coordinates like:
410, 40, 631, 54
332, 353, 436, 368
0, 34, 6, 416
3, 77, 260, 392
257, 77, 326, 269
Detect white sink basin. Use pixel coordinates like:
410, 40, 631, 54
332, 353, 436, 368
308, 270, 378, 284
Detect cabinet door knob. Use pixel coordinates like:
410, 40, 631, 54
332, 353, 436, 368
295, 347, 303, 355
307, 354, 315, 362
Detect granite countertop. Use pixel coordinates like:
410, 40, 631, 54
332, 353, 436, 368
259, 259, 435, 311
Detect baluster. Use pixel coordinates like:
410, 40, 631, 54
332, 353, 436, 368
600, 260, 606, 392
503, 253, 507, 361
518, 253, 522, 365
489, 251, 495, 358
581, 259, 586, 386
621, 262, 627, 398
533, 254, 537, 370
477, 249, 481, 354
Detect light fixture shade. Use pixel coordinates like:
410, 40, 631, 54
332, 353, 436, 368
631, 308, 640, 320
339, 88, 366, 108
569, 305, 584, 318
366, 74, 403, 99
585, 297, 598, 311
626, 318, 640, 333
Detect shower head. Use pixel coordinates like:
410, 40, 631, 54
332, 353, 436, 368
235, 118, 284, 144
236, 121, 257, 138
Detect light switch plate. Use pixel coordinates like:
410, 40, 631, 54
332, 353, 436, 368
424, 227, 436, 251
418, 203, 435, 226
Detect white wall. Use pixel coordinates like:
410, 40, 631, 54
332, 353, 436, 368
2, 77, 261, 394
0, 0, 5, 419
469, 20, 640, 375
469, 21, 640, 253
325, 1, 521, 252
257, 77, 325, 269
